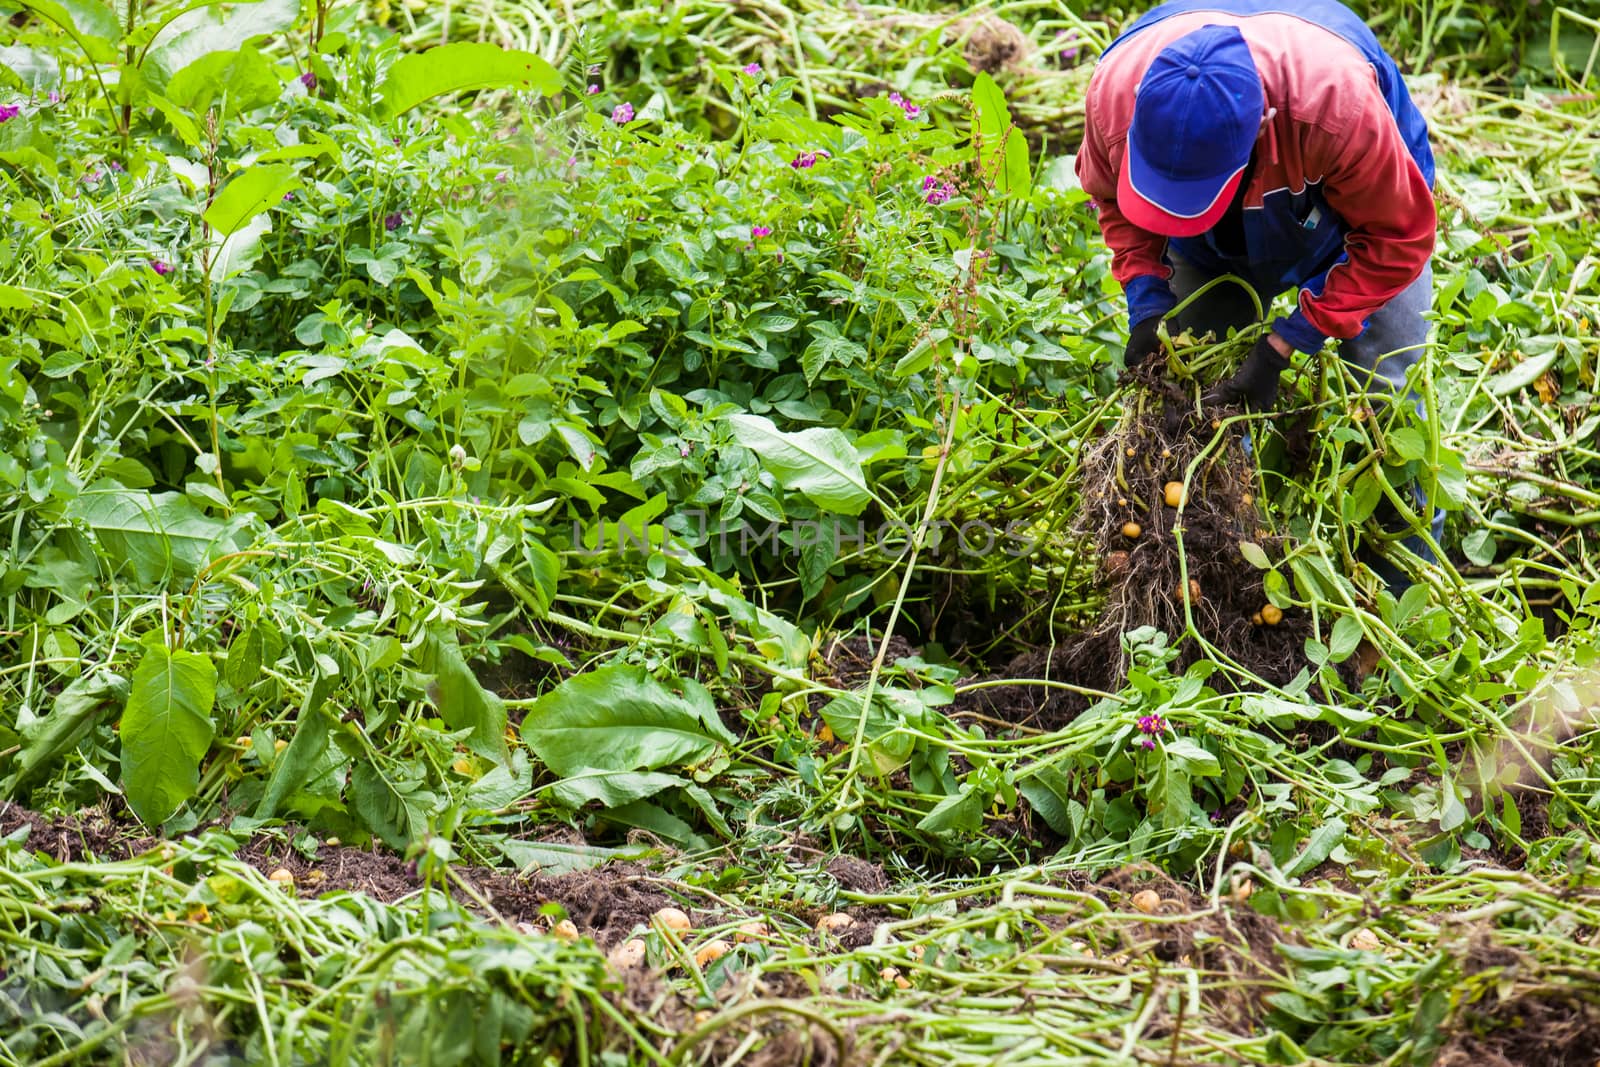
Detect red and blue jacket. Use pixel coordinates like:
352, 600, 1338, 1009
1076, 0, 1437, 354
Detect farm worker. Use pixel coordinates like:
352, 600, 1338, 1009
1076, 0, 1445, 569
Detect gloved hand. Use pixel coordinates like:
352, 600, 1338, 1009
1206, 335, 1291, 411
1124, 315, 1164, 371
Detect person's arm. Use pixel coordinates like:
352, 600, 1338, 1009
1272, 84, 1436, 354
1075, 104, 1177, 328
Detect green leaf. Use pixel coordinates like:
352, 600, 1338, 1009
1462, 528, 1498, 567
144, 0, 299, 90
420, 630, 508, 762
1238, 540, 1270, 569
0, 45, 61, 90
971, 71, 1030, 198
1281, 817, 1346, 878
546, 769, 686, 809
203, 163, 300, 237
11, 669, 128, 788
1163, 737, 1220, 776
377, 43, 562, 118
120, 644, 217, 825
66, 486, 247, 583
16, 0, 119, 63
1487, 348, 1559, 396
726, 413, 870, 515
1328, 616, 1364, 663
916, 788, 985, 835
521, 665, 734, 777
163, 42, 282, 119
494, 836, 649, 874
255, 706, 332, 819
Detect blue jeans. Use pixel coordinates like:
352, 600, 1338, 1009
1167, 253, 1445, 575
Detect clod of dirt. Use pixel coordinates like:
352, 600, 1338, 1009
826, 853, 890, 894
1438, 993, 1600, 1067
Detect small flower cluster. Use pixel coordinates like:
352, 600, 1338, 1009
921, 175, 956, 205
790, 149, 829, 169
750, 225, 772, 239
384, 210, 407, 231
1136, 713, 1168, 750
0, 104, 19, 123
150, 260, 173, 276
612, 102, 634, 124
1055, 30, 1081, 65
299, 71, 317, 91
742, 62, 762, 76
886, 91, 922, 119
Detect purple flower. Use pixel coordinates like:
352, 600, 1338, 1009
495, 171, 510, 183
887, 92, 903, 106
920, 175, 939, 191
790, 150, 829, 169
282, 192, 295, 201
300, 71, 317, 91
1140, 738, 1158, 750
750, 225, 772, 238
384, 211, 405, 231
903, 103, 922, 118
925, 183, 954, 205
1136, 714, 1168, 736
47, 91, 60, 104
612, 102, 634, 124
150, 260, 173, 276
586, 84, 600, 95
742, 63, 762, 76
0, 105, 19, 123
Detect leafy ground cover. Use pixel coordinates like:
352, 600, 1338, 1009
2, 0, 1599, 1063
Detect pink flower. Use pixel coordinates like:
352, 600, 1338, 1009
384, 211, 405, 231
742, 63, 761, 76
612, 102, 634, 124
750, 225, 772, 238
150, 260, 172, 276
1137, 714, 1168, 735
902, 103, 922, 118
586, 84, 599, 95
790, 151, 817, 169
47, 91, 60, 104
0, 105, 19, 123
920, 175, 938, 191
1140, 738, 1158, 750
925, 182, 955, 205
300, 71, 317, 91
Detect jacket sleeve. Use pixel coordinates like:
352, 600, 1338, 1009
1273, 81, 1436, 353
1075, 101, 1176, 328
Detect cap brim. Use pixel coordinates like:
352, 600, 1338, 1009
1118, 154, 1246, 238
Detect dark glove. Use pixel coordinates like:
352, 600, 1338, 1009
1124, 315, 1164, 371
1206, 335, 1291, 411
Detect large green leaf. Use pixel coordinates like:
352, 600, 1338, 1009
377, 43, 562, 118
971, 71, 1031, 198
203, 162, 300, 237
164, 42, 283, 121
0, 45, 61, 90
521, 665, 734, 777
420, 629, 508, 761
120, 644, 216, 826
16, 0, 119, 63
545, 769, 686, 809
66, 486, 247, 583
726, 413, 871, 515
144, 0, 298, 89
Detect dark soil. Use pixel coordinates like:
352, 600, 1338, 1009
1437, 992, 1600, 1067
0, 802, 677, 948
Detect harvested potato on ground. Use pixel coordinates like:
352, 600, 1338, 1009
1164, 481, 1187, 508
694, 939, 731, 967
268, 868, 295, 887
815, 912, 855, 934
1132, 889, 1162, 914
652, 907, 691, 932
735, 921, 768, 943
551, 919, 580, 942
608, 939, 647, 969
1261, 603, 1284, 625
